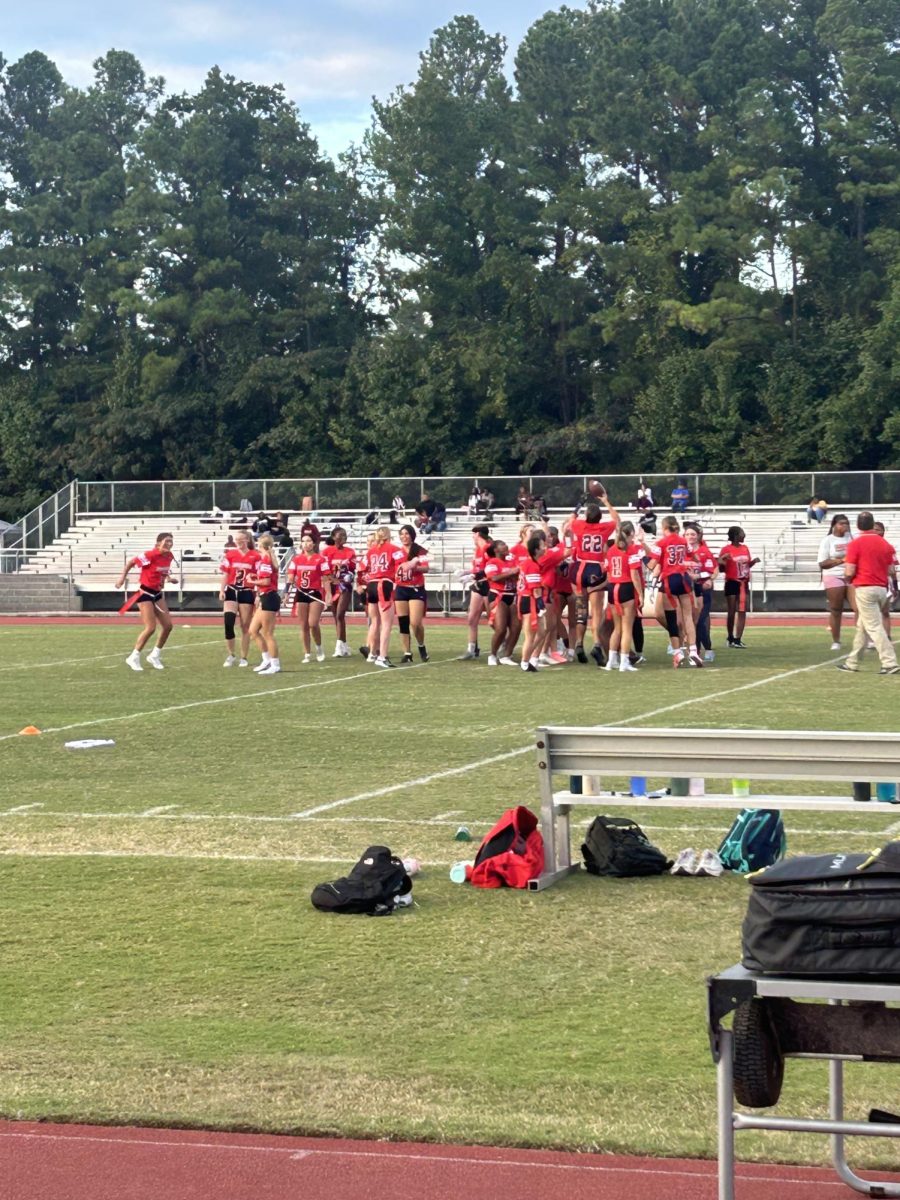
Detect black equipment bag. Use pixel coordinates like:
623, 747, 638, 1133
581, 815, 672, 878
311, 845, 412, 915
742, 840, 900, 976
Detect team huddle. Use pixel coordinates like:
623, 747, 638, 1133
115, 485, 760, 675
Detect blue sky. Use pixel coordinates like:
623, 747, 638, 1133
2, 0, 582, 158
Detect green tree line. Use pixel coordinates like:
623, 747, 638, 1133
1, 0, 899, 517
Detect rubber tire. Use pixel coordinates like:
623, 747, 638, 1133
732, 999, 785, 1108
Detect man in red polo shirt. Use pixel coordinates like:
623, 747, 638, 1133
837, 511, 898, 675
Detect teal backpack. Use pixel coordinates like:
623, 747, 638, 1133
717, 809, 786, 874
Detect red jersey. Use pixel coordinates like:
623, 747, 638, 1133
690, 541, 716, 579
253, 555, 279, 595
219, 547, 261, 589
845, 533, 896, 588
395, 551, 429, 589
516, 555, 544, 598
321, 545, 357, 590
484, 554, 518, 595
133, 548, 175, 592
605, 545, 640, 583
650, 534, 690, 579
569, 517, 616, 563
555, 558, 574, 594
537, 544, 567, 591
470, 536, 493, 577
719, 543, 753, 582
287, 552, 329, 593
360, 543, 405, 582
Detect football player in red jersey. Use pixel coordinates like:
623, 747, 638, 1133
248, 535, 282, 674
718, 526, 759, 648
462, 524, 494, 658
603, 522, 644, 672
685, 522, 717, 661
286, 533, 332, 664
357, 526, 405, 667
483, 540, 520, 665
218, 529, 260, 668
321, 526, 356, 657
395, 524, 430, 663
647, 515, 702, 667
115, 532, 178, 671
546, 525, 576, 662
563, 487, 619, 665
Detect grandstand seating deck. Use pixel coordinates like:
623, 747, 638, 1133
13, 506, 900, 605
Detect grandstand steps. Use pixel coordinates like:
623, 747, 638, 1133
0, 574, 81, 613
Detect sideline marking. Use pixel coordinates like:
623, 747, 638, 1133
138, 805, 180, 817
0, 654, 454, 744
0, 803, 44, 815
0, 1127, 851, 1186
291, 654, 845, 817
0, 640, 219, 673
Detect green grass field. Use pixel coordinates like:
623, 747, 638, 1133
2, 619, 899, 1165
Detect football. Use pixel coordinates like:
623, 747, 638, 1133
588, 479, 605, 498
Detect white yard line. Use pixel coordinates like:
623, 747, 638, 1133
0, 640, 219, 672
292, 654, 845, 817
0, 654, 454, 744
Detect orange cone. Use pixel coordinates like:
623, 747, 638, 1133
18, 725, 41, 735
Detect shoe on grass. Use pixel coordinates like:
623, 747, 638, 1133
671, 849, 698, 876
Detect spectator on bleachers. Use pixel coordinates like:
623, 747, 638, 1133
300, 516, 321, 548
515, 486, 547, 521
807, 497, 828, 524
252, 511, 270, 537
224, 533, 236, 549
391, 495, 405, 524
467, 485, 482, 516
415, 494, 447, 533
671, 481, 690, 512
269, 512, 293, 547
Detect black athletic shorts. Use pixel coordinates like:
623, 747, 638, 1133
136, 589, 162, 605
664, 573, 692, 598
574, 561, 606, 591
294, 588, 324, 605
724, 579, 746, 598
259, 591, 281, 613
395, 585, 426, 603
607, 581, 636, 606
224, 585, 255, 606
366, 580, 394, 606
470, 578, 490, 598
518, 595, 545, 617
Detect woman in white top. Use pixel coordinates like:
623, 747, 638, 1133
817, 513, 855, 650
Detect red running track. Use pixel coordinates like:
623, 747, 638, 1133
2, 1121, 895, 1200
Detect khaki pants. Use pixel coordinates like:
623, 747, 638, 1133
847, 586, 897, 669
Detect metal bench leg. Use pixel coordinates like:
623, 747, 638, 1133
830, 1056, 900, 1197
717, 1026, 736, 1200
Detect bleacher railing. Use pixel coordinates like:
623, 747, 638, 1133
0, 482, 76, 557
73, 471, 900, 517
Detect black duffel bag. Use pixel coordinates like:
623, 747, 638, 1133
742, 840, 900, 976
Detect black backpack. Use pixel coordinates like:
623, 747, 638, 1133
311, 846, 412, 915
582, 816, 672, 878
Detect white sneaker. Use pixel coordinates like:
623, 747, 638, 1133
673, 649, 685, 669
253, 659, 271, 673
566, 648, 576, 661
703, 650, 715, 662
671, 848, 698, 876
332, 643, 344, 658
667, 644, 675, 656
147, 652, 164, 670
487, 654, 499, 666
689, 650, 704, 668
126, 651, 142, 672
695, 850, 724, 878
498, 656, 517, 666
392, 891, 413, 909
223, 654, 236, 667
316, 648, 326, 662
619, 659, 638, 672
258, 662, 281, 675
238, 658, 248, 667
302, 653, 311, 664
341, 644, 353, 657
375, 656, 395, 669
830, 642, 842, 651
461, 648, 478, 659
367, 652, 378, 663
538, 653, 553, 665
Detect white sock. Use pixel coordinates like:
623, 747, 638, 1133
261, 651, 271, 665
468, 642, 476, 653
608, 651, 620, 667
270, 657, 280, 669
520, 660, 530, 671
